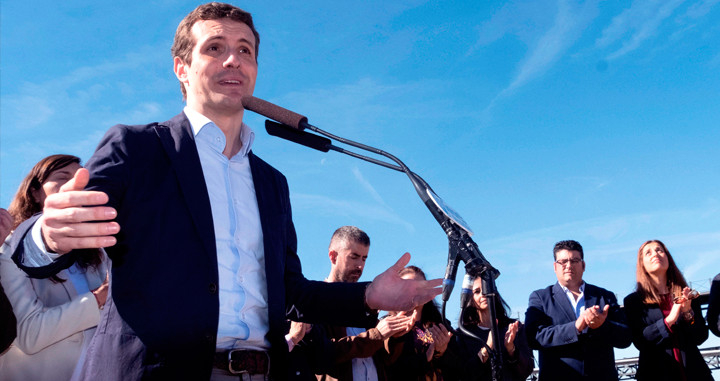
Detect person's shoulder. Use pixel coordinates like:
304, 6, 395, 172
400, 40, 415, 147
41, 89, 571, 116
584, 282, 617, 297
532, 284, 556, 295
623, 291, 640, 305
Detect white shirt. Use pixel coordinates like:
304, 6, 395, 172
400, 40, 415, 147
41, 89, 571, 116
560, 282, 586, 320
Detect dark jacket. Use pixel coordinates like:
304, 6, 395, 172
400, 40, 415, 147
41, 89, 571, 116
623, 291, 712, 381
8, 113, 377, 380
317, 322, 388, 381
525, 282, 631, 381
443, 319, 534, 381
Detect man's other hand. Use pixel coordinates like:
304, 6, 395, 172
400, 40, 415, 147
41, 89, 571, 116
365, 252, 442, 311
40, 168, 119, 254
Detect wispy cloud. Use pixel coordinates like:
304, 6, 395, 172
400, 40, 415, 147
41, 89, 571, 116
291, 193, 415, 232
596, 0, 686, 60
479, 0, 598, 110
503, 0, 597, 95
352, 167, 391, 208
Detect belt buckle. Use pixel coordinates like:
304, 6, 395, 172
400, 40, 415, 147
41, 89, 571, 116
227, 349, 249, 375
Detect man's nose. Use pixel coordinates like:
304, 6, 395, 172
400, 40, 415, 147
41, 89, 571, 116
223, 54, 241, 68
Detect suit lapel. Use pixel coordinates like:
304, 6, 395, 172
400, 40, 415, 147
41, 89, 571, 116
552, 283, 578, 322
154, 113, 216, 261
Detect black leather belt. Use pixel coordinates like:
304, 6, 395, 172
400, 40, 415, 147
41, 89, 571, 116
213, 349, 270, 375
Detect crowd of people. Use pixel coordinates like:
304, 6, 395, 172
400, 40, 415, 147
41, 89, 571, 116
1, 2, 718, 381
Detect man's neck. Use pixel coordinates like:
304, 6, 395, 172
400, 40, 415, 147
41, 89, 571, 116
189, 103, 245, 159
562, 281, 583, 296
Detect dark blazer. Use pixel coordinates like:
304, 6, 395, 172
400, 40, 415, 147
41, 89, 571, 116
0, 282, 16, 353
623, 291, 712, 381
9, 113, 376, 380
525, 283, 631, 381
708, 273, 720, 338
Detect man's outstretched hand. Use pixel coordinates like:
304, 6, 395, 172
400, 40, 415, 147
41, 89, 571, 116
40, 168, 119, 254
365, 252, 442, 311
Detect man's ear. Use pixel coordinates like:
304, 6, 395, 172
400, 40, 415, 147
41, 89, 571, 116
174, 56, 189, 87
329, 250, 338, 265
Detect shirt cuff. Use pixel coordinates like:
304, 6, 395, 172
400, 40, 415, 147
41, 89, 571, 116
285, 334, 296, 352
22, 220, 59, 266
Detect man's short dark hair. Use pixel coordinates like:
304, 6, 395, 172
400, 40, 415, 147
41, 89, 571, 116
329, 226, 370, 248
171, 2, 260, 98
553, 240, 584, 260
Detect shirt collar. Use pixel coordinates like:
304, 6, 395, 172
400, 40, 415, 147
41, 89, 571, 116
183, 106, 255, 158
559, 281, 585, 294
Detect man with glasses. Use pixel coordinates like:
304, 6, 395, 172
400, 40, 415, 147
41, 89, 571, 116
525, 240, 631, 381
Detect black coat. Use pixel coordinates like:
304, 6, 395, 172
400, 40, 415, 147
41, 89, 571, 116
623, 291, 712, 381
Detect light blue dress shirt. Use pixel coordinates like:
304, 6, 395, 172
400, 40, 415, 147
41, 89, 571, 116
184, 107, 269, 350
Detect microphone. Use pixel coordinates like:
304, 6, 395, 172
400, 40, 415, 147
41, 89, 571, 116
242, 96, 309, 130
460, 272, 474, 309
265, 120, 331, 152
442, 252, 459, 302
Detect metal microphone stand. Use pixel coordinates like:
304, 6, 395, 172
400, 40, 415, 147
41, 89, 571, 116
262, 118, 505, 381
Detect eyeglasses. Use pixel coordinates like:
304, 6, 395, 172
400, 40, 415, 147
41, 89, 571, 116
555, 258, 583, 266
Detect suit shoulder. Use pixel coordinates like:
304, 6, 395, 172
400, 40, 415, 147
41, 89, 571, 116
531, 285, 555, 296
623, 291, 641, 306
585, 283, 616, 297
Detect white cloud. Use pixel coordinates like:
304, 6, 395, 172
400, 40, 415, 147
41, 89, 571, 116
597, 0, 686, 60
291, 192, 415, 232
352, 167, 391, 208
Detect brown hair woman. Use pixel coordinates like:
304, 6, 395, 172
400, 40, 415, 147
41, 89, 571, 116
623, 240, 712, 381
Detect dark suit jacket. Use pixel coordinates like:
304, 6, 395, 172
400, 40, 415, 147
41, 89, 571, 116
9, 113, 377, 380
0, 282, 16, 353
623, 291, 712, 381
525, 283, 631, 381
708, 273, 720, 338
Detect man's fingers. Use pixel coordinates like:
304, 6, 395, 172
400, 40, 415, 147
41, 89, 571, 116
59, 167, 90, 193
389, 252, 412, 272
45, 191, 111, 210
45, 220, 120, 237
49, 236, 118, 253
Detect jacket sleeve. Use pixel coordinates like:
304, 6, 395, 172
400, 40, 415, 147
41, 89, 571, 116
587, 289, 631, 349
525, 289, 579, 349
0, 240, 100, 354
624, 292, 674, 351
330, 326, 385, 363
506, 322, 535, 380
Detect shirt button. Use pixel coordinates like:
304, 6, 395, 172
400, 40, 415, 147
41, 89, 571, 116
209, 283, 217, 294
237, 276, 243, 283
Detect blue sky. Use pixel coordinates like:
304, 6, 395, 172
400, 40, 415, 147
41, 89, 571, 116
2, 0, 719, 361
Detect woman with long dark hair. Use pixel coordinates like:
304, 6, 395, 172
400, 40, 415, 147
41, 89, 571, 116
0, 154, 108, 381
443, 268, 533, 381
384, 266, 454, 381
623, 240, 712, 381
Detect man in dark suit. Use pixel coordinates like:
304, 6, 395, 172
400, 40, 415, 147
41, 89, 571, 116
525, 240, 631, 381
8, 3, 441, 380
